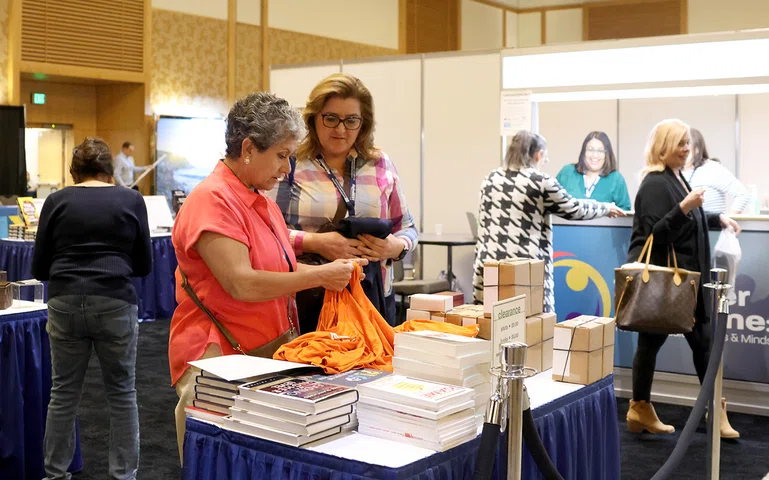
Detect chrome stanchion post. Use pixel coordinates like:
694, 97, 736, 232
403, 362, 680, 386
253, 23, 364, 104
487, 342, 536, 480
704, 267, 730, 480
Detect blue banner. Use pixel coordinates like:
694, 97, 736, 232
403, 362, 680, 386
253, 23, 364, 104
552, 223, 769, 384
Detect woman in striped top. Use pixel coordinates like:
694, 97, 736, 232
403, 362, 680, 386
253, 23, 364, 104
473, 131, 625, 313
682, 128, 751, 214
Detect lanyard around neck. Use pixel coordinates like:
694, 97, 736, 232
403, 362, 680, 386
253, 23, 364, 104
584, 174, 600, 198
316, 153, 358, 217
685, 166, 698, 185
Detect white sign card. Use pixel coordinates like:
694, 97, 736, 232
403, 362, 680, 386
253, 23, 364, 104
500, 90, 532, 136
143, 195, 175, 232
490, 295, 527, 365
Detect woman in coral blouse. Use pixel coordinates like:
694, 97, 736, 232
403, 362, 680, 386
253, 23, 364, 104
169, 92, 359, 462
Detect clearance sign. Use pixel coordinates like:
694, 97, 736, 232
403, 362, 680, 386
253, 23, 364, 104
552, 224, 769, 385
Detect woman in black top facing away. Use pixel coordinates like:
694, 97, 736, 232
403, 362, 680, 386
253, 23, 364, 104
626, 119, 741, 439
32, 137, 152, 480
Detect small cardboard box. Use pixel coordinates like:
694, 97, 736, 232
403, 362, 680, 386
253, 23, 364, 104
477, 315, 491, 340
430, 312, 446, 322
530, 286, 544, 316
602, 344, 615, 378
499, 260, 530, 286
540, 312, 556, 340
542, 338, 553, 371
483, 287, 498, 315
445, 313, 462, 326
553, 317, 603, 352
406, 309, 431, 320
525, 342, 543, 372
525, 315, 543, 346
462, 315, 478, 327
410, 294, 453, 312
529, 259, 545, 286
552, 349, 603, 385
484, 262, 500, 287
593, 317, 616, 346
436, 291, 465, 308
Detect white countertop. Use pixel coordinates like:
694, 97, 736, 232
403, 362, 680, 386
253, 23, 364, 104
0, 300, 47, 317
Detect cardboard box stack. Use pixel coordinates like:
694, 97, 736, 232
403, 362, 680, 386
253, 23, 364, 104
552, 316, 615, 385
523, 312, 556, 373
392, 331, 492, 417
406, 293, 457, 322
483, 258, 545, 318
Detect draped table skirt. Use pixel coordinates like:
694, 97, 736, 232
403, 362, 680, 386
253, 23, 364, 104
182, 375, 619, 480
0, 305, 82, 479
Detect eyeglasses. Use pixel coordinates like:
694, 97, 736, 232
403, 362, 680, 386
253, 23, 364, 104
586, 148, 606, 156
321, 113, 362, 130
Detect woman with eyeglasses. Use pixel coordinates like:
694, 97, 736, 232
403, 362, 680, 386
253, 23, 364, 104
556, 131, 632, 211
269, 73, 418, 331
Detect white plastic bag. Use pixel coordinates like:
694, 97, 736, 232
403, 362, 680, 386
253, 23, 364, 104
713, 227, 741, 287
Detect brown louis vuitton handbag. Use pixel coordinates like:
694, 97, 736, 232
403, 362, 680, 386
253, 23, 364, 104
614, 234, 701, 335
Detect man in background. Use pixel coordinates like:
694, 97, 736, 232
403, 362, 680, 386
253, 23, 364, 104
113, 141, 147, 189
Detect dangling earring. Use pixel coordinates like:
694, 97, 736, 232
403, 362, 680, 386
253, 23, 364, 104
244, 156, 251, 165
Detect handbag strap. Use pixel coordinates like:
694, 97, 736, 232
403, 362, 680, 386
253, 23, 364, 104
178, 268, 247, 355
638, 234, 682, 285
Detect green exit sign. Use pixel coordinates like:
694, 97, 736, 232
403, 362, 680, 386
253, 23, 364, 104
31, 92, 46, 105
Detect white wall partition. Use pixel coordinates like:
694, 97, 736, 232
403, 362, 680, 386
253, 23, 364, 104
342, 58, 423, 230
270, 64, 342, 108
738, 92, 769, 212
617, 95, 737, 201
535, 100, 618, 179
422, 53, 501, 300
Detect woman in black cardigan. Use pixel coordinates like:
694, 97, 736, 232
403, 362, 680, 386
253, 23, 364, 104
626, 119, 741, 438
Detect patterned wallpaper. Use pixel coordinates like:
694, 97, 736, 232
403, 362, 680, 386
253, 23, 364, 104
0, 0, 9, 104
150, 10, 397, 116
269, 28, 398, 67
235, 23, 262, 101
151, 9, 229, 116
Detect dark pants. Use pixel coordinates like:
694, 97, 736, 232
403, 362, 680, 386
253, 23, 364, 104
632, 293, 712, 402
44, 295, 139, 480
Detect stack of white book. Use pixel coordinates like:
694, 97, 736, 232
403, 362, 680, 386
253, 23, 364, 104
224, 374, 358, 447
356, 374, 477, 451
392, 331, 492, 417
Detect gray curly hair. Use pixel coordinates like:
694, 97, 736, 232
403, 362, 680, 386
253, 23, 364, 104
225, 92, 306, 158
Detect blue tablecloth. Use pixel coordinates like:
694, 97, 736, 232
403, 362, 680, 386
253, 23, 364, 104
182, 375, 619, 480
0, 307, 82, 479
0, 236, 177, 320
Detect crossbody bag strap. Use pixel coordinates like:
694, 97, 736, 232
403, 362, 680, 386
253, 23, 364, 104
178, 268, 246, 355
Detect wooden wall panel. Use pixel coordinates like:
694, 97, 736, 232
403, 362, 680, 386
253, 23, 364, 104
96, 82, 151, 191
21, 0, 144, 72
406, 0, 460, 54
0, 0, 9, 104
585, 0, 684, 41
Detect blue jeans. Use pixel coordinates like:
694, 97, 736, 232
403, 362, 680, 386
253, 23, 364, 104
44, 295, 139, 480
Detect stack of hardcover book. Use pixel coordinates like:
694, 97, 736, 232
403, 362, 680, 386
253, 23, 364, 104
356, 374, 477, 451
223, 375, 358, 446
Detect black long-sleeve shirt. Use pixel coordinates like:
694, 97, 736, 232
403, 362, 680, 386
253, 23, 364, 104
628, 167, 721, 281
31, 186, 152, 304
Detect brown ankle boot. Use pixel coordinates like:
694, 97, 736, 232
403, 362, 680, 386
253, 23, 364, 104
627, 400, 675, 434
720, 398, 740, 439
